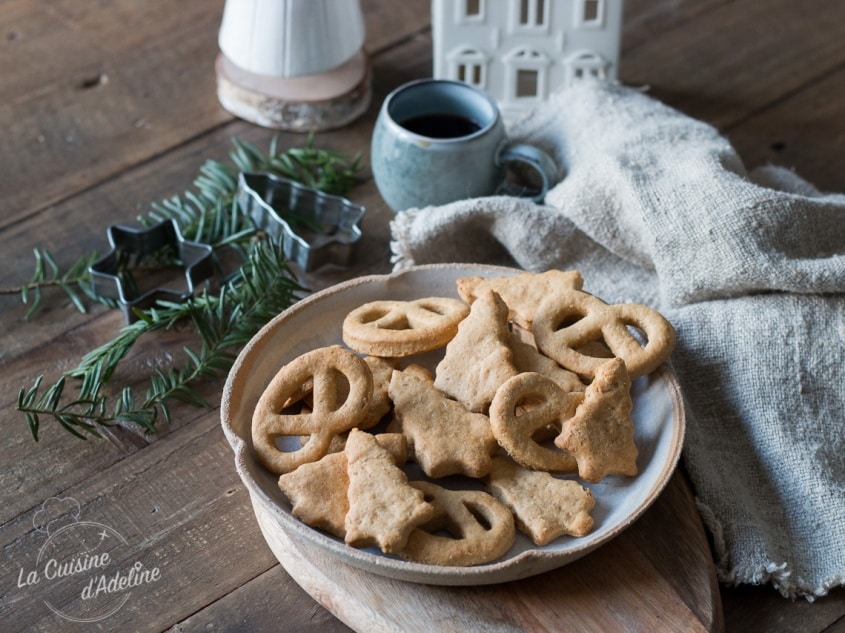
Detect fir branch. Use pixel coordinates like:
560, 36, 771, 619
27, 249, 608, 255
18, 240, 306, 441
0, 249, 115, 318
142, 134, 362, 246
6, 135, 362, 318
13, 134, 361, 442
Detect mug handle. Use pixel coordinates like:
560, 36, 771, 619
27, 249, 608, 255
495, 143, 558, 202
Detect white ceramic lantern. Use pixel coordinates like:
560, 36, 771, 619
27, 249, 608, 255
216, 0, 371, 131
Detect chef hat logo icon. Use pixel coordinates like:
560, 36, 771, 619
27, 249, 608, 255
30, 496, 133, 623
33, 496, 82, 536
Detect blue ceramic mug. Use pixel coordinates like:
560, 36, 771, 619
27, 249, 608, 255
371, 79, 558, 212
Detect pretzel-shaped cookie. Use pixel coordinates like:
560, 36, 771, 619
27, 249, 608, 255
398, 481, 515, 566
489, 372, 582, 473
252, 346, 373, 475
342, 297, 470, 357
533, 289, 676, 378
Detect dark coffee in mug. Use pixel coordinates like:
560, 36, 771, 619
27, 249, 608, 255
400, 113, 482, 138
372, 79, 555, 211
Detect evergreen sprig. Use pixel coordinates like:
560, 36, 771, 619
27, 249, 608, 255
143, 135, 362, 247
2, 135, 362, 317
17, 240, 306, 441
11, 135, 362, 441
12, 249, 117, 319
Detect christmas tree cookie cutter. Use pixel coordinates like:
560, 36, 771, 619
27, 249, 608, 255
89, 219, 215, 323
236, 172, 365, 273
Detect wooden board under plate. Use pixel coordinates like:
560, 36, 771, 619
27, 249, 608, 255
257, 470, 723, 633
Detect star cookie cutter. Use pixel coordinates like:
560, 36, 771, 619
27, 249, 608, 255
89, 219, 215, 323
236, 172, 365, 272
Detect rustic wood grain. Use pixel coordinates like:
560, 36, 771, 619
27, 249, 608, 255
0, 0, 431, 227
722, 584, 845, 633
248, 470, 718, 633
0, 414, 277, 632
0, 0, 230, 222
0, 2, 431, 631
173, 566, 355, 633
621, 0, 731, 52
721, 65, 845, 192
619, 0, 845, 131
2, 0, 844, 631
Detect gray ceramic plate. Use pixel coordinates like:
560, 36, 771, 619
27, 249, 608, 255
220, 264, 685, 586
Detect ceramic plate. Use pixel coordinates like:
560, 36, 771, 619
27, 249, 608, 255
221, 264, 685, 586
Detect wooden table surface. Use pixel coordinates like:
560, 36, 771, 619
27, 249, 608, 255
2, 1, 844, 631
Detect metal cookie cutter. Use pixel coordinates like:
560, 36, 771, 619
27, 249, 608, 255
89, 219, 215, 323
237, 172, 365, 272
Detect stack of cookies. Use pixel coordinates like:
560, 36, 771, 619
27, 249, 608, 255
251, 270, 676, 567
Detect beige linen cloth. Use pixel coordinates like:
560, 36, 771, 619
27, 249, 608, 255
390, 79, 845, 599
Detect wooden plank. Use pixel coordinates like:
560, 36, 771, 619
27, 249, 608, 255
0, 0, 225, 104
248, 471, 718, 633
0, 0, 105, 101
41, 0, 228, 56
0, 412, 280, 632
174, 565, 355, 633
0, 0, 230, 223
722, 584, 845, 633
0, 0, 432, 226
0, 335, 230, 527
619, 0, 845, 130
0, 23, 433, 628
721, 65, 845, 192
622, 0, 731, 52
625, 471, 723, 631
360, 0, 431, 53
0, 331, 133, 524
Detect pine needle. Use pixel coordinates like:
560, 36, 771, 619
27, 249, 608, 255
13, 135, 361, 441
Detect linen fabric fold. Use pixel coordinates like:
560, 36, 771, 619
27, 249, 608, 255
389, 79, 845, 599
